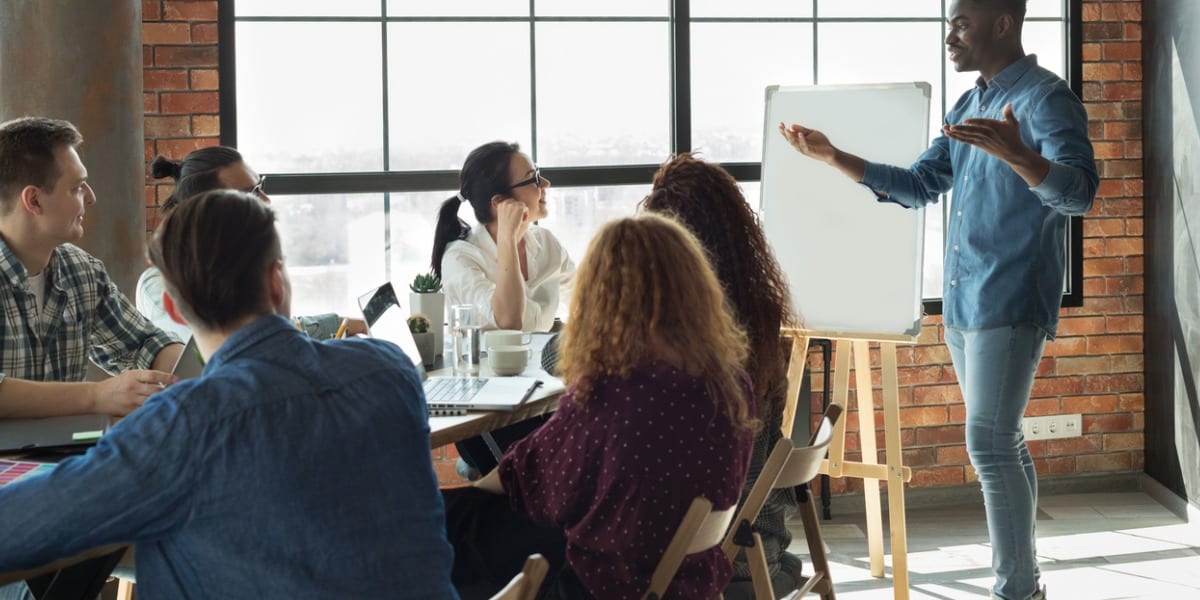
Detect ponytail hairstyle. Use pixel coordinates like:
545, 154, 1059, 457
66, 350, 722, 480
431, 141, 520, 278
150, 146, 244, 213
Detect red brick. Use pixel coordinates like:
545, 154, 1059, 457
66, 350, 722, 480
160, 91, 219, 114
935, 444, 969, 465
143, 68, 189, 91
155, 46, 218, 68
1092, 141, 1124, 160
1082, 3, 1101, 22
1124, 140, 1143, 159
948, 404, 966, 424
1063, 395, 1118, 414
1031, 377, 1084, 397
1084, 257, 1125, 276
902, 447, 936, 467
1036, 456, 1076, 476
910, 466, 964, 487
143, 22, 191, 45
1095, 178, 1124, 198
1102, 159, 1142, 179
1124, 179, 1144, 197
143, 45, 154, 67
1083, 413, 1134, 433
1105, 275, 1144, 295
914, 345, 951, 364
1106, 315, 1143, 333
900, 406, 949, 427
914, 425, 964, 446
144, 115, 191, 138
1103, 121, 1141, 141
1083, 278, 1107, 297
1082, 42, 1101, 62
1123, 62, 1143, 81
1025, 397, 1061, 417
1057, 317, 1106, 336
1103, 432, 1143, 451
1043, 336, 1087, 357
1076, 452, 1132, 473
143, 0, 161, 21
1121, 295, 1144, 313
143, 92, 158, 113
189, 68, 219, 90
1118, 394, 1144, 411
1102, 82, 1142, 101
191, 22, 218, 44
155, 137, 219, 159
1045, 434, 1102, 456
1084, 22, 1124, 41
192, 115, 220, 137
1084, 373, 1143, 394
1056, 356, 1111, 376
1124, 24, 1142, 43
1083, 63, 1123, 82
1036, 357, 1055, 378
912, 384, 961, 405
1082, 81, 1103, 102
1084, 237, 1105, 257
163, 1, 218, 21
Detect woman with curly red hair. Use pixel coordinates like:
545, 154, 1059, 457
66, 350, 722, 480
443, 213, 757, 599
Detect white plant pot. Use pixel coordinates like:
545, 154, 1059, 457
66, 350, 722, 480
409, 292, 445, 356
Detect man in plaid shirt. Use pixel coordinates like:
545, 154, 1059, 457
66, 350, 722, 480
0, 117, 182, 419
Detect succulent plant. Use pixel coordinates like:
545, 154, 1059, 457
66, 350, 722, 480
410, 271, 442, 294
407, 313, 432, 334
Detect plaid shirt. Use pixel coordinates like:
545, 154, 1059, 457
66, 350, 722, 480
0, 237, 178, 384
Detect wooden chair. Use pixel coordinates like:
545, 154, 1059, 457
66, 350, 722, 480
490, 554, 550, 600
722, 404, 843, 600
641, 496, 737, 600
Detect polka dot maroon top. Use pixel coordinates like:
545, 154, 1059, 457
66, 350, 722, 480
498, 361, 754, 599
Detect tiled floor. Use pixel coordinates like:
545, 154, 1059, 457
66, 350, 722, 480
786, 491, 1200, 599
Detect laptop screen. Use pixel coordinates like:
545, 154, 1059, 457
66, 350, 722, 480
357, 282, 425, 375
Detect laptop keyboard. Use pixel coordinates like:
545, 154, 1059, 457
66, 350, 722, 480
424, 377, 487, 407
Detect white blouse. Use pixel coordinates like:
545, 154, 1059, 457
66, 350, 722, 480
441, 223, 575, 332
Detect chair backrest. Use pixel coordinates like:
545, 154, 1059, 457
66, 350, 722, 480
722, 404, 843, 560
641, 497, 737, 600
490, 554, 550, 600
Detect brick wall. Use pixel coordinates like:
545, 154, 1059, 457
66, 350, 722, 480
141, 1, 1145, 490
142, 0, 219, 237
811, 0, 1145, 495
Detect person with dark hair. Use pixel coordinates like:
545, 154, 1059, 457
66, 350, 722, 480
138, 146, 365, 341
0, 190, 457, 599
640, 153, 802, 597
444, 213, 755, 599
780, 1, 1094, 598
432, 141, 574, 332
0, 116, 182, 420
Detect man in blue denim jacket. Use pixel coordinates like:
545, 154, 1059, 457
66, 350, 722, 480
0, 190, 457, 599
780, 2, 1097, 599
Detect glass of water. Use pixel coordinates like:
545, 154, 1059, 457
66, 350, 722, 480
451, 304, 481, 376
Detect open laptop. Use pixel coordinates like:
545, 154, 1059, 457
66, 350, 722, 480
357, 283, 561, 414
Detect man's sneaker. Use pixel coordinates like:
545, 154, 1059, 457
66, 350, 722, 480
455, 457, 482, 481
991, 586, 1046, 600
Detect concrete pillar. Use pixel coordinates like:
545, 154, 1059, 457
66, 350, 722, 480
0, 0, 145, 294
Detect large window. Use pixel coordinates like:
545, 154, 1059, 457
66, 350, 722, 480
220, 0, 1082, 318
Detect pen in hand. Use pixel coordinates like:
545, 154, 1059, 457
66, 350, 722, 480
334, 318, 349, 340
516, 380, 543, 407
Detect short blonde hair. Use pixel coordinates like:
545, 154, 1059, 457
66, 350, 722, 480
558, 213, 756, 431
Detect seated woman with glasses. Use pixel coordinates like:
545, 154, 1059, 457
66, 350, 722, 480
641, 153, 803, 598
140, 147, 365, 341
443, 213, 756, 600
431, 141, 574, 334
433, 142, 576, 479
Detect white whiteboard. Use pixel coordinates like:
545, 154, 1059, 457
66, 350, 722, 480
761, 83, 931, 337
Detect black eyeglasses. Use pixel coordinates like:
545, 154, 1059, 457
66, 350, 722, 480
506, 168, 544, 192
243, 175, 266, 196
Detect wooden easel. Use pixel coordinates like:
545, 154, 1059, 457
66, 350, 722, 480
783, 329, 918, 600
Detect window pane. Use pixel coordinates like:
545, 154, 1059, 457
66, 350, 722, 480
691, 0, 812, 18
536, 184, 652, 266
275, 194, 387, 318
817, 22, 945, 148
691, 23, 814, 163
535, 24, 670, 167
1027, 0, 1065, 19
237, 0, 380, 17
534, 0, 667, 17
1024, 21, 1067, 78
388, 0, 528, 18
388, 23, 532, 170
236, 23, 383, 173
817, 0, 941, 18
389, 191, 454, 293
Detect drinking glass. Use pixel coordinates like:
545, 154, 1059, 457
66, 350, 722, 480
451, 304, 481, 376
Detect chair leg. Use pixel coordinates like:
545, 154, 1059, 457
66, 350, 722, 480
116, 578, 135, 600
798, 485, 835, 600
747, 533, 776, 600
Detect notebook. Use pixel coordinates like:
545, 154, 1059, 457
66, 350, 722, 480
0, 413, 111, 453
356, 283, 562, 415
171, 336, 204, 380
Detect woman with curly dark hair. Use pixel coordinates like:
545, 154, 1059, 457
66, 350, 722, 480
641, 153, 803, 597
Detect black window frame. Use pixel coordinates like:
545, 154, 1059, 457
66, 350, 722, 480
217, 0, 1086, 314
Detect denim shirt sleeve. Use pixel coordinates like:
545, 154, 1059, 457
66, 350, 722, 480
860, 133, 955, 209
1026, 86, 1099, 216
0, 398, 195, 569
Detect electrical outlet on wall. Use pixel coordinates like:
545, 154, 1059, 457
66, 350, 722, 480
1023, 414, 1083, 441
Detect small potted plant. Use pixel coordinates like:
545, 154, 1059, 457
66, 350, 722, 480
409, 271, 445, 357
407, 313, 437, 368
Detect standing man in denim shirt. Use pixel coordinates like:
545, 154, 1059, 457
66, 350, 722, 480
780, 1, 1097, 599
0, 191, 457, 599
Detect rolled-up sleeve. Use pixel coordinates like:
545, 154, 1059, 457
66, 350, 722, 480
860, 134, 955, 209
89, 260, 180, 375
1027, 87, 1099, 216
